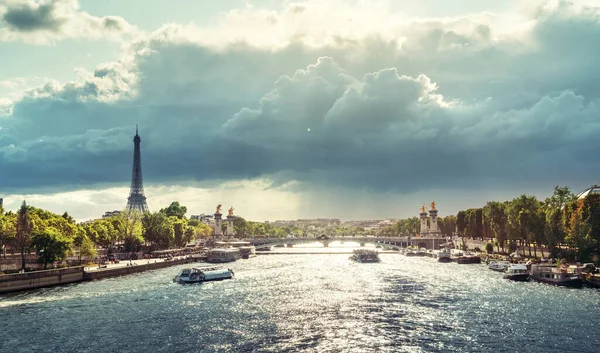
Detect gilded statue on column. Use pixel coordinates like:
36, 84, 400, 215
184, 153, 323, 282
216, 204, 222, 214
228, 207, 234, 216
420, 204, 426, 213
430, 201, 436, 211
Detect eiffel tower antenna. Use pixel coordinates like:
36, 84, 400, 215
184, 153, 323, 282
126, 125, 149, 213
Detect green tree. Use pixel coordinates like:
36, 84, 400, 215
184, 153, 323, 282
483, 201, 508, 252
171, 217, 190, 248
15, 201, 36, 271
543, 186, 575, 257
0, 211, 16, 259
184, 226, 195, 245
194, 222, 212, 238
160, 202, 187, 219
142, 212, 174, 249
31, 227, 72, 269
581, 194, 600, 261
115, 210, 144, 252
79, 236, 98, 261
456, 211, 467, 234
506, 195, 542, 257
233, 216, 249, 237
565, 199, 594, 262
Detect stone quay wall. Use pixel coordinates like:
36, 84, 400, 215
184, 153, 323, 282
83, 256, 200, 281
0, 266, 85, 294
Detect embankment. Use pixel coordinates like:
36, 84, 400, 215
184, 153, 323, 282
82, 257, 199, 281
0, 266, 85, 294
0, 256, 202, 294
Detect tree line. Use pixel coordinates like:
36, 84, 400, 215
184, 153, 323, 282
378, 186, 600, 262
0, 201, 213, 272
456, 186, 600, 262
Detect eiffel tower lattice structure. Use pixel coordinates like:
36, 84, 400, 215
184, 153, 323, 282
126, 125, 150, 213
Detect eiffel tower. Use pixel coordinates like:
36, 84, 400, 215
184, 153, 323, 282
125, 125, 150, 213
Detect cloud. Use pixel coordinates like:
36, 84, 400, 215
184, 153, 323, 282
1, 0, 600, 203
0, 0, 136, 44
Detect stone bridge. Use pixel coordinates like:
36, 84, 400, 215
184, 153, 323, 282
248, 236, 448, 250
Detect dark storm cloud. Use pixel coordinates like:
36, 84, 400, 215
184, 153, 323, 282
1, 1, 61, 32
2, 1, 600, 194
0, 0, 133, 42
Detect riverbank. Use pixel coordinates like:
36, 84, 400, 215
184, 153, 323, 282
0, 255, 203, 294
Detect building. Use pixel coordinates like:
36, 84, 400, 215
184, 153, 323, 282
102, 210, 121, 219
577, 184, 600, 200
191, 214, 214, 225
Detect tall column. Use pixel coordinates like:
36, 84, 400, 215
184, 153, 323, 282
226, 215, 235, 237
429, 209, 439, 234
419, 205, 429, 236
213, 212, 223, 238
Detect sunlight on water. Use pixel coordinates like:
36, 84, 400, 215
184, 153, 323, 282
1, 247, 599, 353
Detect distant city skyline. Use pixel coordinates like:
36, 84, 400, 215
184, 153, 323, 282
1, 0, 600, 221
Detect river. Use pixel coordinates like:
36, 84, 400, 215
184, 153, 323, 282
1, 242, 599, 353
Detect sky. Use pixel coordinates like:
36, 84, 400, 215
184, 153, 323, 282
1, 0, 600, 222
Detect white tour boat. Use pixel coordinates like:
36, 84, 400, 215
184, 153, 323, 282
503, 264, 529, 282
174, 267, 234, 284
488, 261, 511, 272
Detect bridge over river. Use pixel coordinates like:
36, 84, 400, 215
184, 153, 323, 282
247, 236, 449, 250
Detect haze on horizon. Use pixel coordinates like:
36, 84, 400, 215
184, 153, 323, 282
1, 0, 599, 222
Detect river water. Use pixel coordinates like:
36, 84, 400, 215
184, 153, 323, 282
1, 242, 599, 353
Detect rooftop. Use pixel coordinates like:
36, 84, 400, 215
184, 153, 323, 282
577, 184, 600, 200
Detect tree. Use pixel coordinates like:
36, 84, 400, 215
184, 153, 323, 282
15, 201, 35, 271
160, 202, 187, 219
194, 222, 212, 238
115, 210, 144, 252
483, 201, 508, 252
456, 211, 467, 234
581, 194, 600, 261
565, 199, 594, 262
506, 195, 542, 257
0, 211, 16, 259
543, 186, 576, 257
184, 226, 195, 245
172, 217, 190, 248
142, 212, 174, 249
79, 236, 98, 262
233, 216, 249, 237
31, 228, 72, 269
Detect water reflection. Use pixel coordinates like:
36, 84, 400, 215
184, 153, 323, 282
1, 246, 599, 353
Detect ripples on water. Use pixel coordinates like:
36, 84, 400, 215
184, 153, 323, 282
1, 243, 599, 353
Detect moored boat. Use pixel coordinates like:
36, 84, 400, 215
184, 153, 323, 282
503, 264, 529, 281
529, 264, 583, 288
457, 255, 482, 264
174, 266, 234, 283
488, 261, 511, 272
206, 248, 241, 263
350, 249, 380, 263
437, 249, 452, 263
228, 241, 257, 259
